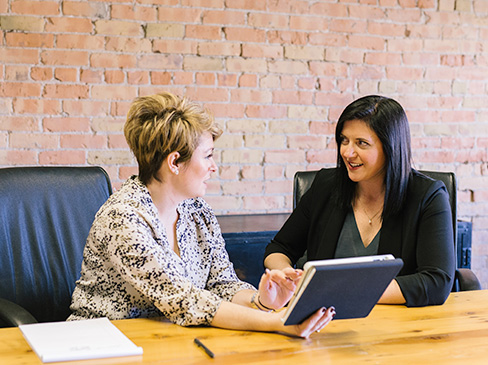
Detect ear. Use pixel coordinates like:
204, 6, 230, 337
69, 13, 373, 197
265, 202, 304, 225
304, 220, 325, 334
166, 151, 181, 175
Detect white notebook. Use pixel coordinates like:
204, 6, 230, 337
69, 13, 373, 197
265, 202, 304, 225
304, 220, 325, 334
19, 317, 143, 363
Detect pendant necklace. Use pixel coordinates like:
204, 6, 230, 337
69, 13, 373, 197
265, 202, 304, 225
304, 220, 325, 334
364, 207, 382, 225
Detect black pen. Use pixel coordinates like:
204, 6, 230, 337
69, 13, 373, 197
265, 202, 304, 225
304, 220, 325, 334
194, 337, 215, 359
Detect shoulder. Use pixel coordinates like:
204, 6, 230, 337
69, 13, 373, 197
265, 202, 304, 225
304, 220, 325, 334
406, 169, 449, 204
97, 176, 157, 223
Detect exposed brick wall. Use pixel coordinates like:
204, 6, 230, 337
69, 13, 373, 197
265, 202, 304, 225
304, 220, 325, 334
1, 0, 488, 287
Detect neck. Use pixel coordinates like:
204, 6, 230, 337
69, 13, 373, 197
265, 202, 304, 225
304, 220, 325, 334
146, 177, 180, 223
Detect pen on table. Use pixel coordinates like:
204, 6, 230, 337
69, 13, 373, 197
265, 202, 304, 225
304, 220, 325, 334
194, 337, 215, 359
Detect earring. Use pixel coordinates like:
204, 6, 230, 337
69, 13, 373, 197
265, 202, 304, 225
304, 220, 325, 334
174, 169, 179, 175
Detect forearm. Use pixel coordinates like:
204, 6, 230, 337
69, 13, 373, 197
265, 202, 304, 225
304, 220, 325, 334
210, 300, 281, 332
377, 279, 406, 304
264, 253, 293, 270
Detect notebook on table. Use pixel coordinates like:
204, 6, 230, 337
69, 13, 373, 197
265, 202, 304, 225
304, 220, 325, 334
282, 254, 404, 325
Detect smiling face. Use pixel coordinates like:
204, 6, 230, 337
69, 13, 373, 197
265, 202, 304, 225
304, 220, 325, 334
177, 131, 217, 199
339, 119, 386, 186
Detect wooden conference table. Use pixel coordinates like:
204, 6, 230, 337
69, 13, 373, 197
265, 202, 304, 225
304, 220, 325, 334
1, 290, 488, 364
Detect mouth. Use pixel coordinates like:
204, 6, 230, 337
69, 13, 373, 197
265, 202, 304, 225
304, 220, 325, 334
347, 161, 363, 169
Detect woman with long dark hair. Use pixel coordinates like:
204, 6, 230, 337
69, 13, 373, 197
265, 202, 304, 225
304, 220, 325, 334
265, 95, 455, 307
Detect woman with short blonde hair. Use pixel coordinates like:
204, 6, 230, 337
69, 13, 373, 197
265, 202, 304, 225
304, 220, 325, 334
69, 91, 335, 339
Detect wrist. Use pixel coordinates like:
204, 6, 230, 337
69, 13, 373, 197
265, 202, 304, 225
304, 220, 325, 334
250, 292, 274, 312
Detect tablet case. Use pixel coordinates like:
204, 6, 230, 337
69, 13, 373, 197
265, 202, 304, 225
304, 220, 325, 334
283, 256, 404, 325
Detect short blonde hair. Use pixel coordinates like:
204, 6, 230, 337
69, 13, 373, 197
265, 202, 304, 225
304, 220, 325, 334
124, 92, 222, 185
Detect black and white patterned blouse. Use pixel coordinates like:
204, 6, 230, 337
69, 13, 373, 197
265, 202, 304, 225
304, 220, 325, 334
68, 176, 254, 326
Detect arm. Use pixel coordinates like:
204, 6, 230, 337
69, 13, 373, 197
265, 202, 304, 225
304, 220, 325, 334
211, 296, 335, 338
395, 182, 455, 306
378, 280, 405, 304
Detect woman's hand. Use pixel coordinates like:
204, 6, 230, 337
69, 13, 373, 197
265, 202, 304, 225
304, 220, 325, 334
257, 268, 303, 310
278, 306, 336, 339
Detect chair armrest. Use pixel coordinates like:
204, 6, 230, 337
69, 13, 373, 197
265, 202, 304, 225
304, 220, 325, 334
456, 268, 482, 291
0, 298, 38, 327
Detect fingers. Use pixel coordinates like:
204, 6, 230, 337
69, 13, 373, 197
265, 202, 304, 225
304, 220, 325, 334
293, 306, 336, 339
310, 307, 335, 334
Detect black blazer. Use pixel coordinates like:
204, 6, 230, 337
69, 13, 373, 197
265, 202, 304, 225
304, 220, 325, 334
265, 168, 455, 307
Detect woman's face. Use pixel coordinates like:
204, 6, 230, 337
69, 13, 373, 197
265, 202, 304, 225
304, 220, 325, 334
178, 131, 217, 199
339, 119, 386, 186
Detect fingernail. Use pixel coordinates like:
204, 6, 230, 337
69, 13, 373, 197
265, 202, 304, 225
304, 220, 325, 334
321, 307, 326, 313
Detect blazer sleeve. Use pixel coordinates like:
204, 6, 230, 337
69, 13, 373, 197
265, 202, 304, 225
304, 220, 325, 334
395, 180, 455, 307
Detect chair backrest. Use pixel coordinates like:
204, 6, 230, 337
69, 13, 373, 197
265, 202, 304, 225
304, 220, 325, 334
293, 169, 457, 243
0, 167, 112, 325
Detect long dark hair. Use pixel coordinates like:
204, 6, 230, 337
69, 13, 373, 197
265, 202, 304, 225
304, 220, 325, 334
334, 95, 412, 218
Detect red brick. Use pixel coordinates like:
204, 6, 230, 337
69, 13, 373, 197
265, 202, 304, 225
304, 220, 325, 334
61, 134, 107, 149
158, 7, 202, 22
139, 54, 183, 70
203, 10, 246, 25
80, 69, 103, 84
128, 71, 150, 85
230, 89, 271, 104
272, 90, 313, 105
57, 34, 105, 50
185, 87, 228, 102
62, 100, 110, 117
11, 0, 59, 15
0, 82, 41, 97
242, 196, 286, 212
95, 20, 142, 36
153, 39, 197, 54
186, 25, 222, 40
39, 150, 86, 165
42, 84, 89, 99
265, 150, 305, 164
218, 74, 237, 87
5, 32, 54, 48
91, 85, 137, 100
224, 27, 266, 42
41, 50, 89, 66
10, 133, 58, 149
290, 15, 328, 31
111, 4, 157, 21
45, 17, 93, 33
0, 48, 38, 64
5, 65, 29, 81
13, 98, 61, 115
225, 0, 266, 10
31, 67, 53, 81
0, 150, 37, 165
150, 71, 172, 85
198, 42, 240, 56
104, 70, 125, 84
62, 1, 108, 17
91, 53, 137, 68
268, 30, 308, 45
245, 105, 286, 119
43, 117, 91, 132
54, 68, 77, 82
0, 116, 38, 131
108, 134, 128, 149
238, 74, 257, 87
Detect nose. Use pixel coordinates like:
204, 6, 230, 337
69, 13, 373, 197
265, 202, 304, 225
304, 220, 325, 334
209, 158, 217, 172
342, 143, 356, 159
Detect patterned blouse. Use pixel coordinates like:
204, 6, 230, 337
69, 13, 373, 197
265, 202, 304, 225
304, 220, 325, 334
68, 176, 254, 326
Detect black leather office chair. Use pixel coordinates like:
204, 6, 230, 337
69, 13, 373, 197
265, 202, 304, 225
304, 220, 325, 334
0, 166, 113, 327
293, 169, 481, 292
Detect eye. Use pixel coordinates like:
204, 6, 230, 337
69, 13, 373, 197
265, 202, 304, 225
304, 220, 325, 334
358, 140, 370, 147
339, 136, 348, 145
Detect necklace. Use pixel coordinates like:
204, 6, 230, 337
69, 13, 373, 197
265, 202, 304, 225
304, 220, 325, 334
363, 207, 382, 225
357, 196, 383, 225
